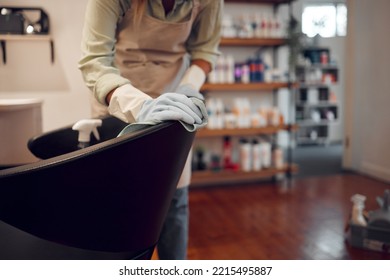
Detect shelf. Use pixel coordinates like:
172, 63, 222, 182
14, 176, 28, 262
296, 102, 338, 107
298, 82, 338, 87
296, 64, 338, 70
296, 137, 328, 145
220, 37, 288, 47
196, 124, 297, 138
0, 34, 52, 41
296, 120, 339, 126
191, 164, 298, 187
201, 82, 293, 92
0, 34, 54, 64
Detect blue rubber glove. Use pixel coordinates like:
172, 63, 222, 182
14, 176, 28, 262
136, 92, 203, 125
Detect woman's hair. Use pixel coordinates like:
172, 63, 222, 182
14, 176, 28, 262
132, 0, 146, 25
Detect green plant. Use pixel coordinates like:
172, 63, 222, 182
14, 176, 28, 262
286, 15, 304, 72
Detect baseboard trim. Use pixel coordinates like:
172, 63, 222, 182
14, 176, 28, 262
360, 161, 390, 183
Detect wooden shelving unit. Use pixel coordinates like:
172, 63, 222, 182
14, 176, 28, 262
191, 164, 298, 187
191, 0, 296, 187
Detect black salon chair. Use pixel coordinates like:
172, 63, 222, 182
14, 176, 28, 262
0, 117, 195, 259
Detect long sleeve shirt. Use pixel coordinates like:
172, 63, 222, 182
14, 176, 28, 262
78, 0, 222, 104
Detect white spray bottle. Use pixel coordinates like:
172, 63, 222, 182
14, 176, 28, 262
72, 119, 103, 149
350, 194, 367, 226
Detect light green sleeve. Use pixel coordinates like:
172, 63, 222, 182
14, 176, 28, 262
186, 0, 223, 69
78, 0, 131, 105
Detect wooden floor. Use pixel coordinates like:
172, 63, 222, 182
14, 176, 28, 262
187, 172, 390, 260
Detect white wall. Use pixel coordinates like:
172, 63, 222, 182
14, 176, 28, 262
0, 0, 91, 132
344, 0, 390, 182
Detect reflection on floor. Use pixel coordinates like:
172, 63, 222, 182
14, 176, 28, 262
292, 144, 343, 177
188, 173, 390, 260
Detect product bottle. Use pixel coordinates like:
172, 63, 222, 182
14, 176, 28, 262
249, 58, 257, 82
272, 144, 284, 169
215, 98, 225, 129
252, 139, 262, 171
261, 140, 271, 168
256, 57, 264, 82
216, 55, 226, 83
223, 136, 233, 169
242, 98, 251, 128
206, 98, 217, 129
226, 55, 235, 84
72, 119, 102, 149
239, 138, 251, 172
241, 64, 250, 84
234, 63, 243, 83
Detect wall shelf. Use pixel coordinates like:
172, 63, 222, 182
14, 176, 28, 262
0, 34, 54, 64
191, 164, 298, 187
220, 37, 288, 47
201, 82, 293, 92
196, 124, 297, 138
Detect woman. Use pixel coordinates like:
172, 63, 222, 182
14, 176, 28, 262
78, 0, 222, 259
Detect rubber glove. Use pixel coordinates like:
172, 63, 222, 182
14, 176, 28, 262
178, 64, 206, 91
136, 92, 203, 125
108, 83, 152, 123
176, 84, 204, 101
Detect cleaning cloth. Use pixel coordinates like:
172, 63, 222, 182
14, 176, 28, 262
117, 96, 208, 136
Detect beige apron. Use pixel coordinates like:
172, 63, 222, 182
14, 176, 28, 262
91, 0, 201, 188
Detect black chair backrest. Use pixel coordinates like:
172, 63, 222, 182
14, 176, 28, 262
28, 116, 128, 159
0, 120, 195, 257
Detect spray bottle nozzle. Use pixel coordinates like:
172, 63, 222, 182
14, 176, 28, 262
72, 119, 103, 146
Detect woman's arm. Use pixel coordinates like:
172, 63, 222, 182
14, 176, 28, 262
186, 0, 223, 71
78, 0, 131, 105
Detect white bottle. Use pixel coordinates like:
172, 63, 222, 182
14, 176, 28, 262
272, 145, 284, 169
241, 64, 250, 84
261, 141, 271, 168
270, 107, 280, 127
233, 98, 244, 128
242, 98, 251, 128
215, 98, 225, 129
226, 55, 235, 84
207, 70, 218, 84
206, 98, 217, 129
216, 56, 226, 83
239, 138, 251, 172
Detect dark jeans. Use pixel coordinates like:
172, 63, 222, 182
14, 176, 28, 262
157, 187, 189, 260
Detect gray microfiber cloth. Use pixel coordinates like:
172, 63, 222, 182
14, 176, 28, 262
117, 96, 208, 136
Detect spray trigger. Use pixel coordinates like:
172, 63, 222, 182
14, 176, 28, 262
92, 127, 100, 141
72, 119, 102, 145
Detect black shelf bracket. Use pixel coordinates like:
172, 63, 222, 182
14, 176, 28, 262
1, 40, 6, 64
